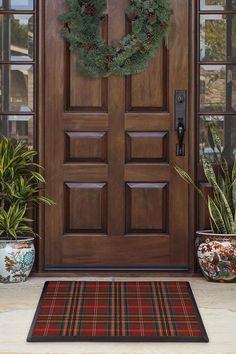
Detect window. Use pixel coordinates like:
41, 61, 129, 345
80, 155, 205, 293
198, 0, 236, 160
0, 0, 35, 148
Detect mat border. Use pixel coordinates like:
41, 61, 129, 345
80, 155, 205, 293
27, 281, 209, 343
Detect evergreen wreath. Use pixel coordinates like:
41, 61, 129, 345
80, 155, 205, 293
59, 0, 171, 78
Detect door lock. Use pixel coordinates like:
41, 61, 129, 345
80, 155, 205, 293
175, 90, 187, 156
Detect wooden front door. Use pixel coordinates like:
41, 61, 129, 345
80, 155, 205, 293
43, 0, 191, 270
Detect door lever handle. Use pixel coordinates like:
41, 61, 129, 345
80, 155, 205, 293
176, 121, 185, 156
175, 90, 187, 156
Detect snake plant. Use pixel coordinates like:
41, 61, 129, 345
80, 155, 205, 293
0, 137, 54, 240
175, 124, 236, 234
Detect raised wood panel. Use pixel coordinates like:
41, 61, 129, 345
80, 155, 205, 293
70, 54, 102, 108
65, 132, 107, 163
126, 44, 168, 111
126, 183, 169, 233
65, 183, 107, 233
67, 17, 108, 111
62, 235, 170, 265
198, 182, 212, 230
126, 132, 168, 163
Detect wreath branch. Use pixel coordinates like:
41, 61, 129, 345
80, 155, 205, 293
59, 0, 171, 78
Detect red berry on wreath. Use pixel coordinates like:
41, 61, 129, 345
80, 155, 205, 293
146, 32, 152, 40
139, 44, 146, 53
106, 55, 113, 63
85, 5, 96, 15
148, 12, 155, 21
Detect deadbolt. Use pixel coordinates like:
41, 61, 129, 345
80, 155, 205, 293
175, 90, 186, 130
177, 95, 184, 104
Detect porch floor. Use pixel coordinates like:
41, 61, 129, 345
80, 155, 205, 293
0, 276, 235, 354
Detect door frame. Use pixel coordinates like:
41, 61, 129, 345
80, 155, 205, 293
35, 0, 198, 275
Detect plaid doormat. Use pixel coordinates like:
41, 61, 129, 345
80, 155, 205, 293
27, 281, 209, 342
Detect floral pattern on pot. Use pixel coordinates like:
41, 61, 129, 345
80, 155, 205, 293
0, 238, 35, 283
196, 232, 236, 282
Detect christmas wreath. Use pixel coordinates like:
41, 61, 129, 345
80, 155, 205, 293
60, 0, 171, 78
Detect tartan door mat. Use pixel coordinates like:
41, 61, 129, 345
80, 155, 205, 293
27, 281, 209, 342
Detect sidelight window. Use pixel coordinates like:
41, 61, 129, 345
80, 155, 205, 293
199, 0, 236, 159
0, 0, 35, 147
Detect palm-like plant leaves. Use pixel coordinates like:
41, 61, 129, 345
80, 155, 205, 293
0, 137, 55, 240
0, 204, 34, 240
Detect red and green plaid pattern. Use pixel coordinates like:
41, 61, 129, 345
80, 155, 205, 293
27, 281, 208, 342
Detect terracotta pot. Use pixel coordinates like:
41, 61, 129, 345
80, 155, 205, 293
0, 237, 35, 283
196, 230, 236, 282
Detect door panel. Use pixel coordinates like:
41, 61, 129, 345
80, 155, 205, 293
126, 48, 167, 110
125, 183, 169, 233
44, 0, 190, 269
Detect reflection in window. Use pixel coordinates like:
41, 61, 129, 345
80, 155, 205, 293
200, 15, 236, 61
0, 64, 34, 112
200, 65, 236, 112
0, 0, 33, 10
199, 115, 236, 159
0, 115, 33, 146
0, 14, 34, 61
199, 2, 236, 162
200, 0, 236, 10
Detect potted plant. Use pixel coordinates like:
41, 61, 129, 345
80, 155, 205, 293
0, 137, 54, 283
175, 124, 236, 282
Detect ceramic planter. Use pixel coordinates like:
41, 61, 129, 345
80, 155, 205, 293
0, 237, 35, 283
196, 230, 236, 282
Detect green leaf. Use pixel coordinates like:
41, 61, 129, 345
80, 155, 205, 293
202, 154, 217, 184
211, 178, 234, 225
31, 171, 45, 183
208, 196, 227, 234
232, 154, 236, 182
8, 229, 17, 240
38, 196, 56, 206
208, 123, 222, 153
174, 165, 207, 203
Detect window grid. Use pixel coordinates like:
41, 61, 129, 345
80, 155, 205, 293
0, 0, 36, 147
198, 1, 236, 159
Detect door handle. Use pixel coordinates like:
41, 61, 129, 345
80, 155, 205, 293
177, 121, 185, 156
175, 90, 187, 156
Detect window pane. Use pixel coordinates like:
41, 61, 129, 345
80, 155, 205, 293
0, 14, 34, 61
200, 65, 236, 112
0, 0, 33, 10
199, 115, 236, 159
0, 64, 34, 112
200, 15, 236, 61
200, 0, 236, 10
0, 114, 33, 147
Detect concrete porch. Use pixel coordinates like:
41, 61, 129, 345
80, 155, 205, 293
0, 277, 235, 354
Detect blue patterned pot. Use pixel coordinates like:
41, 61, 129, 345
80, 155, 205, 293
0, 237, 35, 283
196, 230, 236, 283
